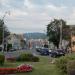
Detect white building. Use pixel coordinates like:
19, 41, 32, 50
6, 34, 26, 50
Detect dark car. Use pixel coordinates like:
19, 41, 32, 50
0, 47, 2, 51
39, 48, 49, 55
36, 47, 42, 52
49, 49, 65, 57
9, 49, 16, 52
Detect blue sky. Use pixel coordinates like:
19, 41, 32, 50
0, 0, 75, 33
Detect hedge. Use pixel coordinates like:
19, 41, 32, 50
16, 53, 39, 62
0, 54, 5, 65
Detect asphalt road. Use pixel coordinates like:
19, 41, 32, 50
4, 48, 39, 58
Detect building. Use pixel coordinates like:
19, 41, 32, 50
70, 25, 75, 52
6, 34, 26, 50
27, 39, 49, 49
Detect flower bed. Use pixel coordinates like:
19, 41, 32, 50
0, 68, 17, 74
17, 64, 33, 72
0, 64, 33, 74
6, 57, 16, 62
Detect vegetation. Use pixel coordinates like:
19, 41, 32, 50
24, 33, 46, 39
16, 53, 39, 62
7, 44, 12, 51
55, 54, 75, 74
0, 56, 64, 75
47, 19, 70, 48
0, 19, 10, 45
67, 60, 75, 75
0, 54, 5, 65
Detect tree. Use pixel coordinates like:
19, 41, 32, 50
47, 19, 70, 48
0, 19, 10, 45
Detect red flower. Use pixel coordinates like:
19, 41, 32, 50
17, 64, 33, 72
0, 68, 17, 74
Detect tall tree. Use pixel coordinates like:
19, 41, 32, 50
47, 19, 70, 48
0, 19, 10, 45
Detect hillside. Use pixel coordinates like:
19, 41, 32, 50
23, 33, 47, 39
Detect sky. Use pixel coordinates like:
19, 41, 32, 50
0, 0, 75, 33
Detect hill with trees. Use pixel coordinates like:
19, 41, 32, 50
23, 32, 47, 39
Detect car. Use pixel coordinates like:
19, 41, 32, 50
49, 49, 65, 57
9, 49, 16, 52
0, 47, 2, 51
36, 47, 42, 52
39, 48, 49, 55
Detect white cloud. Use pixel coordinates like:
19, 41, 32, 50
24, 0, 34, 9
45, 4, 67, 13
1, 0, 75, 33
10, 9, 28, 18
0, 0, 10, 7
67, 9, 75, 24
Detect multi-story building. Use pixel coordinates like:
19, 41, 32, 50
6, 34, 26, 50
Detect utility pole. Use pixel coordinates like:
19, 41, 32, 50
59, 20, 62, 49
70, 26, 72, 53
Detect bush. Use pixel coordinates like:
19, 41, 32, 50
16, 53, 39, 62
0, 54, 5, 66
32, 56, 39, 62
6, 57, 16, 62
56, 56, 68, 73
55, 54, 75, 74
67, 60, 75, 75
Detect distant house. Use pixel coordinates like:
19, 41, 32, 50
27, 39, 49, 49
6, 34, 26, 50
70, 25, 75, 52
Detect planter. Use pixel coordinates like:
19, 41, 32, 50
0, 68, 17, 74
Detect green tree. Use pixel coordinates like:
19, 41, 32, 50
47, 19, 70, 48
0, 19, 10, 45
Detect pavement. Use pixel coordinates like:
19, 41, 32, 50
4, 48, 39, 58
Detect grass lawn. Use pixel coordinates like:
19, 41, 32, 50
0, 56, 66, 75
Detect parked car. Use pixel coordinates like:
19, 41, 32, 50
36, 47, 42, 52
39, 48, 49, 55
9, 49, 16, 52
49, 49, 65, 57
0, 47, 2, 51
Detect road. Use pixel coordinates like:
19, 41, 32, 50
3, 48, 39, 58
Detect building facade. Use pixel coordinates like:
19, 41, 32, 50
6, 34, 26, 50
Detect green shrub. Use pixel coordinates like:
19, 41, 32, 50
32, 56, 39, 62
56, 56, 68, 73
0, 54, 5, 65
6, 57, 16, 62
55, 54, 75, 74
7, 44, 12, 51
67, 60, 75, 75
16, 53, 39, 62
